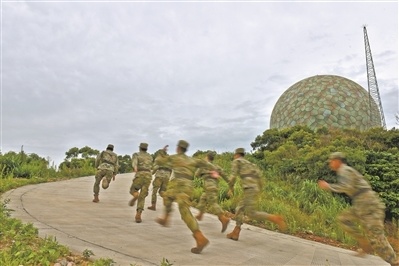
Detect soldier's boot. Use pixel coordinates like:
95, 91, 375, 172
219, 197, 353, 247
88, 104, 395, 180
195, 211, 204, 221
147, 202, 156, 211
354, 237, 373, 257
101, 178, 109, 189
155, 214, 170, 227
135, 210, 142, 223
391, 260, 399, 266
218, 214, 230, 233
191, 230, 209, 254
128, 192, 139, 207
92, 194, 99, 203
268, 214, 287, 232
226, 226, 241, 241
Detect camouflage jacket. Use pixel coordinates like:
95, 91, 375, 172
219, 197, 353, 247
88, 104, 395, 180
195, 163, 228, 183
95, 150, 119, 174
328, 164, 372, 199
132, 151, 153, 172
228, 157, 262, 189
155, 152, 215, 180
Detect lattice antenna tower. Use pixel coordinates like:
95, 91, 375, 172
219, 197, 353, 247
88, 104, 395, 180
363, 25, 386, 129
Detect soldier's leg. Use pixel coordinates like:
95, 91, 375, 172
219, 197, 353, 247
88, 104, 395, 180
159, 175, 170, 197
175, 179, 197, 232
338, 208, 363, 238
206, 190, 230, 232
362, 207, 397, 264
93, 170, 105, 195
226, 197, 244, 240
174, 181, 209, 254
207, 189, 222, 215
195, 192, 207, 220
151, 176, 161, 204
128, 175, 141, 207
243, 188, 286, 231
102, 170, 113, 189
137, 174, 151, 211
155, 179, 177, 226
339, 207, 373, 255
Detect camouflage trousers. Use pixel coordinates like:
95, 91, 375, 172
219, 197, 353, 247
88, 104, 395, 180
93, 169, 113, 195
338, 192, 397, 264
150, 170, 171, 204
129, 171, 152, 211
234, 186, 270, 227
196, 180, 224, 216
163, 177, 199, 232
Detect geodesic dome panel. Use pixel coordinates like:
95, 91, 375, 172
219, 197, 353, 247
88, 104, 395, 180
270, 75, 381, 131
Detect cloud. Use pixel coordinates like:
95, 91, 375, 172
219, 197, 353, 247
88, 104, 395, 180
1, 1, 397, 165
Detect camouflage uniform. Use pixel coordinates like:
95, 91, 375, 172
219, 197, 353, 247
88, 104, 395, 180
229, 155, 270, 226
327, 153, 397, 265
195, 152, 229, 218
93, 144, 119, 202
129, 143, 153, 223
226, 148, 286, 240
148, 162, 172, 210
155, 140, 216, 254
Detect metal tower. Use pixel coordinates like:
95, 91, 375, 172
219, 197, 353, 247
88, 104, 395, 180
363, 26, 386, 129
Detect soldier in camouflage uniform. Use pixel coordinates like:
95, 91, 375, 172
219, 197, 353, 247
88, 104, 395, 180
148, 146, 172, 211
318, 152, 398, 266
128, 143, 154, 223
195, 151, 230, 233
154, 140, 218, 254
92, 144, 119, 203
226, 148, 286, 241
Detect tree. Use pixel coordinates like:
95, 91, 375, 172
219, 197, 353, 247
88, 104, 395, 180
79, 146, 99, 159
65, 147, 79, 160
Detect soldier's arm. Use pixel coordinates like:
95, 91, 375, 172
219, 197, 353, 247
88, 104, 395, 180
194, 168, 201, 179
132, 153, 138, 172
218, 167, 229, 183
114, 157, 119, 179
228, 160, 240, 190
154, 152, 169, 167
95, 152, 102, 168
152, 164, 159, 175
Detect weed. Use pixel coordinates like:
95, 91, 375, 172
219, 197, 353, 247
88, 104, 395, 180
160, 257, 173, 266
83, 249, 95, 259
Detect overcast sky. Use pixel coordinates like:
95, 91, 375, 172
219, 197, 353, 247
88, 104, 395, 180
1, 1, 398, 166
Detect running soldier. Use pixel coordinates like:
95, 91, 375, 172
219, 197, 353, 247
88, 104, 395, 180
128, 143, 153, 223
318, 152, 398, 266
195, 151, 230, 233
154, 140, 218, 254
226, 148, 286, 241
92, 144, 119, 203
148, 145, 172, 211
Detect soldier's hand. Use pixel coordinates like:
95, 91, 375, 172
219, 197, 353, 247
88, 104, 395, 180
210, 171, 220, 179
318, 180, 329, 190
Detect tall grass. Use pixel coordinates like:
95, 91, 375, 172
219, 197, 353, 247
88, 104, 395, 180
198, 153, 398, 251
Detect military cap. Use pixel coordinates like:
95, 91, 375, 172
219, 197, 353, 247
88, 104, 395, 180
207, 150, 216, 157
207, 151, 216, 160
177, 140, 189, 149
329, 152, 345, 160
139, 143, 148, 149
106, 144, 114, 150
235, 148, 245, 154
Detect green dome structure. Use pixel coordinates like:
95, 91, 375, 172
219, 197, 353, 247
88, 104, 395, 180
270, 75, 382, 131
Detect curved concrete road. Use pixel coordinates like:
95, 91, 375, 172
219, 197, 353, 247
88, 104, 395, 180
1, 173, 390, 266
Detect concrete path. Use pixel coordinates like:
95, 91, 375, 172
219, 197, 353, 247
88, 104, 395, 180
1, 173, 390, 266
